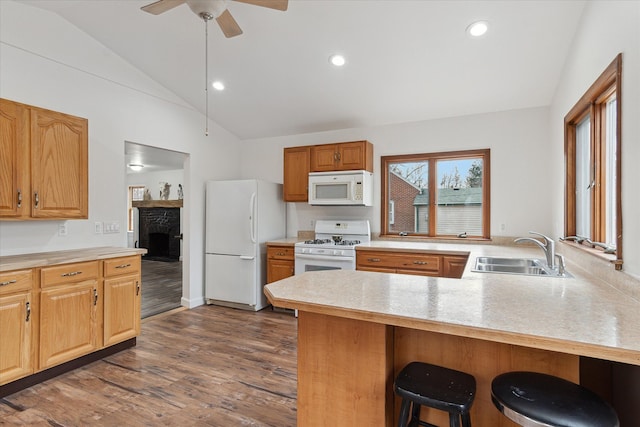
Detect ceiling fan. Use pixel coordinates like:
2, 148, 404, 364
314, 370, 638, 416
141, 0, 288, 135
141, 0, 288, 38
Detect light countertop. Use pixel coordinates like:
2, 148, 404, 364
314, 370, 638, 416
265, 242, 640, 366
265, 238, 302, 246
0, 247, 148, 272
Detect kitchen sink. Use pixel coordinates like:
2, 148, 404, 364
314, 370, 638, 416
475, 257, 540, 267
472, 256, 571, 277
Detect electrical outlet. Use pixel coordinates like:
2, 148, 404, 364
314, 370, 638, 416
94, 222, 103, 234
500, 223, 506, 232
58, 223, 68, 236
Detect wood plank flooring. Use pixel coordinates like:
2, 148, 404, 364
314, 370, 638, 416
141, 259, 182, 319
0, 305, 298, 426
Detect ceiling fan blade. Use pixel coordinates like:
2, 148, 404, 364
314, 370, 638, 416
141, 0, 186, 15
216, 9, 243, 38
233, 0, 288, 11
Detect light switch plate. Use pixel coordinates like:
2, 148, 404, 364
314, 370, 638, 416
94, 222, 103, 234
58, 223, 68, 236
103, 221, 120, 234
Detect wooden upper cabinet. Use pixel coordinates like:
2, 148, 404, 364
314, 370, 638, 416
30, 107, 88, 219
0, 99, 29, 217
310, 141, 373, 172
283, 146, 310, 202
0, 98, 88, 220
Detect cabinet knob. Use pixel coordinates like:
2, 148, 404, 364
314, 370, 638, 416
413, 261, 428, 265
136, 281, 140, 296
26, 301, 31, 322
115, 264, 131, 269
34, 191, 39, 208
367, 258, 381, 262
0, 279, 17, 287
17, 190, 22, 208
93, 288, 98, 306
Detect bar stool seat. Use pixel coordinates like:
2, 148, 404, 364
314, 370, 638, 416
491, 371, 619, 427
394, 361, 476, 427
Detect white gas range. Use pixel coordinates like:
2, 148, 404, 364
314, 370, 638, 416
294, 220, 371, 275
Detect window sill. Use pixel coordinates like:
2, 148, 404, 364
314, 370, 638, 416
558, 240, 622, 270
377, 234, 492, 244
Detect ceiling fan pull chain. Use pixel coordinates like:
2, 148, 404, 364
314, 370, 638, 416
204, 16, 209, 136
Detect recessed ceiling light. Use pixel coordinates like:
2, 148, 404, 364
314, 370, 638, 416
212, 81, 225, 91
467, 21, 489, 37
329, 54, 346, 67
128, 163, 144, 171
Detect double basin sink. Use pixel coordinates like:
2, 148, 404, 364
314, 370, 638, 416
472, 257, 570, 277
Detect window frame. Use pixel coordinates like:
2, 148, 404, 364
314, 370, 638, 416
564, 53, 622, 268
381, 149, 491, 239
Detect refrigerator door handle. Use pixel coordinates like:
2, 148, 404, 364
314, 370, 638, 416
239, 256, 255, 260
249, 192, 257, 243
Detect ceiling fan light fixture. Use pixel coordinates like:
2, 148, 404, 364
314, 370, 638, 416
128, 163, 144, 171
467, 20, 489, 37
212, 81, 225, 91
329, 54, 346, 67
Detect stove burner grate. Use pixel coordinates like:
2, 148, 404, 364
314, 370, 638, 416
303, 238, 332, 245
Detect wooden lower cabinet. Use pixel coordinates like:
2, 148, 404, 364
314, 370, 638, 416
267, 245, 295, 283
0, 270, 34, 385
103, 256, 141, 346
0, 253, 143, 389
39, 261, 100, 370
356, 249, 468, 278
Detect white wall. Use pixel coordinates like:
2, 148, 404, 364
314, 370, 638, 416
242, 107, 553, 240
549, 0, 640, 278
0, 1, 243, 308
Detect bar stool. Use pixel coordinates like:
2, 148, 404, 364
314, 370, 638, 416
491, 371, 619, 427
394, 361, 476, 427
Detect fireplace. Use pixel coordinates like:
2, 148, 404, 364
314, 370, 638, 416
138, 207, 181, 262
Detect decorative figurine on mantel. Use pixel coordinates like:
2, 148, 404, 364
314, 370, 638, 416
178, 184, 184, 200
143, 189, 152, 200
160, 182, 171, 200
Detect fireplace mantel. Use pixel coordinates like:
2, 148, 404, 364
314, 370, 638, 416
133, 200, 183, 208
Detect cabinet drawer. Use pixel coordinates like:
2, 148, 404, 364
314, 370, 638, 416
267, 246, 294, 260
104, 256, 141, 277
357, 252, 440, 272
41, 261, 99, 288
0, 269, 33, 295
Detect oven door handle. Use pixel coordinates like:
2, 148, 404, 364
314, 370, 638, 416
295, 254, 354, 262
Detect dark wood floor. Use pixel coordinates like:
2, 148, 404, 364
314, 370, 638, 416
0, 305, 298, 426
141, 259, 182, 319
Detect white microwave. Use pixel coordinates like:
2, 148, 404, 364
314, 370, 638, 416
308, 170, 373, 206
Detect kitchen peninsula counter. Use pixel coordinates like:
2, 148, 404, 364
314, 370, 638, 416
264, 244, 640, 426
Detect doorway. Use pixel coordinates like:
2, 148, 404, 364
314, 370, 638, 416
125, 142, 188, 318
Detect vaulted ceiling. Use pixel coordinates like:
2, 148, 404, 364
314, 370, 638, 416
21, 0, 586, 140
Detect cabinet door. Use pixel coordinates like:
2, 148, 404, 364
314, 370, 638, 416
0, 99, 29, 218
338, 141, 371, 171
104, 275, 140, 346
39, 281, 98, 369
442, 256, 469, 278
310, 144, 338, 172
0, 292, 33, 385
267, 259, 295, 283
30, 107, 88, 219
283, 146, 310, 202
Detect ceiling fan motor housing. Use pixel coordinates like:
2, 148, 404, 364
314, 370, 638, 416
187, 0, 226, 19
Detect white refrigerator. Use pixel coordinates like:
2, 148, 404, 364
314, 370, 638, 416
205, 179, 285, 311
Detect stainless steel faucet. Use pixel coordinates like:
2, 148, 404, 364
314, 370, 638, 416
514, 231, 556, 270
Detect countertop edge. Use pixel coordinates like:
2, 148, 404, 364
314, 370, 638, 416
266, 290, 640, 366
1, 247, 148, 272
